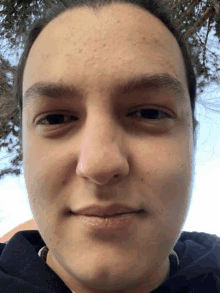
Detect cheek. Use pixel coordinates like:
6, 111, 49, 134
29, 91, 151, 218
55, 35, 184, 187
23, 147, 64, 238
136, 151, 191, 247
22, 120, 55, 216
160, 172, 191, 243
134, 135, 192, 209
23, 136, 73, 213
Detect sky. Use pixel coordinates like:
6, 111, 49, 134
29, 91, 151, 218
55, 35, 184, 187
0, 23, 220, 238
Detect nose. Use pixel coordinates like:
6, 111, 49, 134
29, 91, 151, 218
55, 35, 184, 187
76, 118, 129, 185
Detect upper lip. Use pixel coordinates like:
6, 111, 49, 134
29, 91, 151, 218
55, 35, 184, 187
73, 204, 142, 217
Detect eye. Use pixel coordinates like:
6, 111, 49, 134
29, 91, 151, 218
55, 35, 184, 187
37, 108, 171, 126
127, 108, 171, 120
37, 114, 78, 125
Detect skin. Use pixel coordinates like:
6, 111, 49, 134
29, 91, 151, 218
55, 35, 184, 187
22, 3, 194, 293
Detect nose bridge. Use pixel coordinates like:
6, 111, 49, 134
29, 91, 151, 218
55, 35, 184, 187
81, 111, 122, 162
76, 110, 128, 185
88, 110, 117, 144
84, 96, 120, 143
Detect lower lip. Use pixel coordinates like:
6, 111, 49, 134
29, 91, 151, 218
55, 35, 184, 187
73, 212, 138, 232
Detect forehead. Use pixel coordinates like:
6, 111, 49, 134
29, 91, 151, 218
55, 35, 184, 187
23, 3, 188, 99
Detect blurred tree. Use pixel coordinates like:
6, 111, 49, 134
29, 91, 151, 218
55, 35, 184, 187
0, 0, 220, 179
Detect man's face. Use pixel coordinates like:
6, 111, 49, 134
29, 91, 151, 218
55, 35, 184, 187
22, 3, 193, 293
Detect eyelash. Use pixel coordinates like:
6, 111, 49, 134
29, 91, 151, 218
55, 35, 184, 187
37, 108, 171, 126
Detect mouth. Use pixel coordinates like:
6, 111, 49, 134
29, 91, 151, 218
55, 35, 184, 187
72, 210, 145, 232
72, 204, 145, 218
72, 203, 145, 218
82, 211, 145, 218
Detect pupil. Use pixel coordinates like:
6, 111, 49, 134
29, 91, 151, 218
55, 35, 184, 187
141, 109, 158, 119
48, 114, 65, 124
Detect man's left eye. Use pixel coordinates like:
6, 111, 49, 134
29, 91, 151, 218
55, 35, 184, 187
127, 108, 171, 120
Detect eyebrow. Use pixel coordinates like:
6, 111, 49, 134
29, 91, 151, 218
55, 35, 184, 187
23, 73, 186, 102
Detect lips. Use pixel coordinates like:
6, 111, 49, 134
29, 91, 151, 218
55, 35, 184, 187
84, 212, 136, 218
73, 203, 143, 217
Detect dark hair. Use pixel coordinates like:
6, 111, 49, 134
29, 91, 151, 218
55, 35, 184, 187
14, 0, 199, 148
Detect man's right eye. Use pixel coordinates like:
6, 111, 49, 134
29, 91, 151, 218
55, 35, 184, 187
38, 114, 78, 125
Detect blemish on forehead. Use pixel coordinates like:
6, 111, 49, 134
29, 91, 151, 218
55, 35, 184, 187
153, 39, 160, 45
61, 180, 67, 186
40, 53, 50, 62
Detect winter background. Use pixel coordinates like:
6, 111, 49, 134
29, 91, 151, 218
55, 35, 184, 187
0, 26, 220, 238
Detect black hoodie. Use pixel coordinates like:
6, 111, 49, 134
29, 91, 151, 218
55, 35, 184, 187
0, 230, 220, 292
